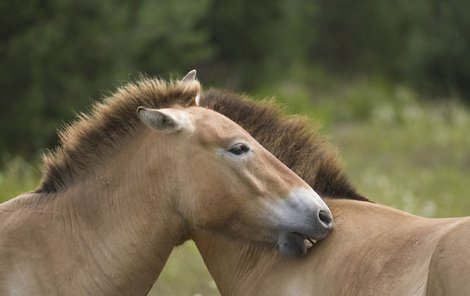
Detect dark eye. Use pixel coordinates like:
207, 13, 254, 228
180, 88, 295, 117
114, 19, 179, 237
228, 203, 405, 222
227, 143, 250, 155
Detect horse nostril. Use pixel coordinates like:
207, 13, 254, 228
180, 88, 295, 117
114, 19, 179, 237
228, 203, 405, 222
318, 210, 333, 227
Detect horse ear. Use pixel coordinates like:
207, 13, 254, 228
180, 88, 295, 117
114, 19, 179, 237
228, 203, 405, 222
181, 69, 197, 82
194, 94, 201, 106
181, 69, 201, 106
137, 107, 192, 133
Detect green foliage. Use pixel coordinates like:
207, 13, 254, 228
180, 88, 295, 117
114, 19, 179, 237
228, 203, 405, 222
0, 156, 40, 202
1, 0, 470, 157
402, 0, 470, 97
312, 0, 470, 98
332, 104, 470, 217
0, 0, 213, 157
204, 0, 315, 87
150, 242, 217, 296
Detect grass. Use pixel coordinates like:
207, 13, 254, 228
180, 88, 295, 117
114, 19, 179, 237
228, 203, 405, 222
331, 118, 470, 218
149, 242, 217, 296
1, 82, 469, 295
0, 156, 40, 203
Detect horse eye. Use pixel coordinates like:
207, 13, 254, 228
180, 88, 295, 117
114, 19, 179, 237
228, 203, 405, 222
227, 143, 250, 155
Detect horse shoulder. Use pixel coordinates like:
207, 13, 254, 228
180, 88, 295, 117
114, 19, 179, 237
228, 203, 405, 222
426, 217, 470, 296
0, 194, 62, 294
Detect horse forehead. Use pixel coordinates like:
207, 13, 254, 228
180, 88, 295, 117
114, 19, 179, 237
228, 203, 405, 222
189, 107, 250, 141
190, 107, 236, 126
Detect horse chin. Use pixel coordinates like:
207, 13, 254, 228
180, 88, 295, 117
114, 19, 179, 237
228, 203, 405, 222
278, 232, 316, 257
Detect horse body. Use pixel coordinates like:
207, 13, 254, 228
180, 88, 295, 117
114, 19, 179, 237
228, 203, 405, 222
195, 199, 470, 296
1, 189, 171, 295
195, 89, 470, 296
0, 119, 190, 294
0, 136, 188, 294
0, 72, 333, 295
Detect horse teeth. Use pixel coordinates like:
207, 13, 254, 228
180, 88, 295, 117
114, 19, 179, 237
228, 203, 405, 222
304, 238, 314, 249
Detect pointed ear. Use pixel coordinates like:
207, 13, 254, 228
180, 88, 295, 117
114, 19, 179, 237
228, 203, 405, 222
181, 69, 201, 106
181, 69, 197, 82
194, 94, 201, 106
137, 107, 192, 133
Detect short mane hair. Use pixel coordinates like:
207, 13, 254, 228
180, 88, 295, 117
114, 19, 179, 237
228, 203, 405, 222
39, 77, 200, 193
38, 77, 365, 201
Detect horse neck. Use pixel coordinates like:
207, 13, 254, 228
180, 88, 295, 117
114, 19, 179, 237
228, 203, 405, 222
33, 131, 185, 293
194, 230, 280, 295
194, 199, 422, 296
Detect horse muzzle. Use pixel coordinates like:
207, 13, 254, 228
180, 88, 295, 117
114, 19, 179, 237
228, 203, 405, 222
274, 187, 334, 256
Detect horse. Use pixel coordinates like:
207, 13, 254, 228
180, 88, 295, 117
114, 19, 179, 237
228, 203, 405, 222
192, 89, 470, 296
0, 71, 334, 295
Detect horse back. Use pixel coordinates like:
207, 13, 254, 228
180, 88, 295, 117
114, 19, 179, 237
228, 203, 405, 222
426, 217, 470, 296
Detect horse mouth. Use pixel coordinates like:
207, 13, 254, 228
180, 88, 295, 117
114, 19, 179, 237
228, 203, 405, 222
292, 232, 318, 250
278, 232, 319, 256
304, 237, 317, 250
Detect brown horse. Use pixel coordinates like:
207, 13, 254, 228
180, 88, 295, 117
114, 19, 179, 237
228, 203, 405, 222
0, 72, 333, 295
193, 89, 470, 296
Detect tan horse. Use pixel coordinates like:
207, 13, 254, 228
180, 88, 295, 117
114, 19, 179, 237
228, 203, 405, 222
0, 72, 333, 295
194, 89, 470, 296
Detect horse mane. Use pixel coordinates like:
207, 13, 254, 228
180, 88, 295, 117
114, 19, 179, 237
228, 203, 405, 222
200, 89, 368, 201
38, 75, 365, 201
38, 77, 200, 193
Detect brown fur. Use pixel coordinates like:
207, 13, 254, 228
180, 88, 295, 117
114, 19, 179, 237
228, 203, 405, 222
39, 79, 365, 202
39, 77, 200, 193
200, 89, 367, 201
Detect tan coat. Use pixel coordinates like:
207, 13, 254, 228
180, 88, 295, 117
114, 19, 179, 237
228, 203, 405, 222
195, 199, 470, 296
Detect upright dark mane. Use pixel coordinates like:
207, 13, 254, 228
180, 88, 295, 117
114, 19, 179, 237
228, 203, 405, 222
38, 77, 200, 193
201, 89, 367, 201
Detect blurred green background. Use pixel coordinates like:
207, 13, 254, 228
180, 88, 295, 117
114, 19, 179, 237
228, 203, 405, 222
1, 0, 469, 295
